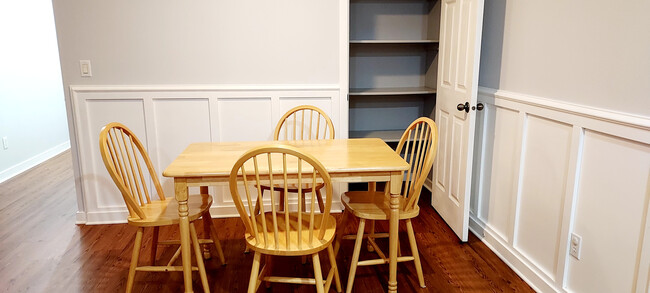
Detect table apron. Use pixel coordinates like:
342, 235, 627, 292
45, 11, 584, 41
178, 171, 399, 187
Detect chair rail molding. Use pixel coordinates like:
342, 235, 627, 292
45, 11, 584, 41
69, 84, 345, 225
470, 87, 650, 293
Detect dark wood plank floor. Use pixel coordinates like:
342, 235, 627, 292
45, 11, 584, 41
0, 150, 534, 292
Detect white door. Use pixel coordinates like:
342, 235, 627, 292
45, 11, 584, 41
432, 0, 485, 241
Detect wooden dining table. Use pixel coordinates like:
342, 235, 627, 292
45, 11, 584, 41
163, 138, 409, 293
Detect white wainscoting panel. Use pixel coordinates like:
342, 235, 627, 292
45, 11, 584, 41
514, 115, 573, 281
566, 130, 650, 293
71, 85, 341, 224
217, 97, 273, 142
82, 98, 148, 213
151, 98, 212, 197
470, 88, 650, 293
481, 105, 520, 243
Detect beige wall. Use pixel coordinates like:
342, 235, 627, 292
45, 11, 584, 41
479, 0, 650, 117
52, 0, 340, 87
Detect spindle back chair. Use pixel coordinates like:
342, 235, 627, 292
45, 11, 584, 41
335, 117, 439, 292
258, 105, 335, 215
229, 144, 341, 293
273, 105, 335, 141
99, 122, 225, 293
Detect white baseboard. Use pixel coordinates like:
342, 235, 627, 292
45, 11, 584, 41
0, 141, 70, 184
469, 216, 559, 293
75, 211, 87, 225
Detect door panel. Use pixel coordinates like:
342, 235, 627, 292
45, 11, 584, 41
436, 110, 449, 189
432, 0, 485, 241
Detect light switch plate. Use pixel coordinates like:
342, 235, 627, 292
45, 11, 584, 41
80, 60, 92, 77
570, 233, 582, 260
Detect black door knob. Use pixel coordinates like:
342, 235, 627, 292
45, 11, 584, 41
457, 102, 470, 113
471, 103, 484, 111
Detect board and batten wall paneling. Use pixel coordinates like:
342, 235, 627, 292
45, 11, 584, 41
480, 105, 521, 243
567, 130, 650, 292
470, 87, 650, 293
514, 115, 573, 282
151, 98, 212, 197
71, 86, 341, 224
217, 97, 274, 142
79, 98, 148, 220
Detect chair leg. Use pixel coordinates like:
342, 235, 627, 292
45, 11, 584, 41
327, 245, 342, 293
248, 252, 262, 293
205, 210, 226, 265
334, 209, 351, 256
264, 255, 273, 289
397, 238, 402, 257
406, 219, 425, 288
190, 224, 210, 293
367, 220, 375, 252
151, 226, 159, 265
315, 189, 325, 213
126, 227, 144, 293
346, 218, 365, 293
312, 253, 325, 293
202, 213, 212, 260
249, 187, 267, 255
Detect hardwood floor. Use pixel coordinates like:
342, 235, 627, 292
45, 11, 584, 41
0, 150, 534, 292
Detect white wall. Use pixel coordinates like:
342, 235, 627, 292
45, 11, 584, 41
0, 0, 69, 183
479, 0, 650, 117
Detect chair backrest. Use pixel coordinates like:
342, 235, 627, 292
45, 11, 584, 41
229, 144, 333, 251
394, 117, 439, 212
274, 105, 335, 140
99, 122, 165, 220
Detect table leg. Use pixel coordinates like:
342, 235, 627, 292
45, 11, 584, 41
200, 186, 212, 259
175, 178, 194, 293
388, 172, 403, 293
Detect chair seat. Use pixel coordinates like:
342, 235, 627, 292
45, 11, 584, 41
341, 191, 419, 221
127, 194, 213, 227
245, 212, 336, 256
259, 182, 325, 193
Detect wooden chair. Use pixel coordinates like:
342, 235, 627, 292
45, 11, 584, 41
257, 105, 335, 214
229, 144, 342, 293
99, 122, 225, 293
334, 117, 439, 292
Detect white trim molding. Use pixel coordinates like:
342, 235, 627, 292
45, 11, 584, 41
0, 141, 71, 184
471, 87, 650, 292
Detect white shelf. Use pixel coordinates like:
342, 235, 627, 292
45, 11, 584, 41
350, 39, 439, 44
349, 130, 404, 142
349, 87, 437, 96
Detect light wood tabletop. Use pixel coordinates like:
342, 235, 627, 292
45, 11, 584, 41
164, 138, 408, 181
163, 138, 409, 293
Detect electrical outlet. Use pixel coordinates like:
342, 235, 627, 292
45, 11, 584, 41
2, 137, 7, 150
570, 233, 582, 260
